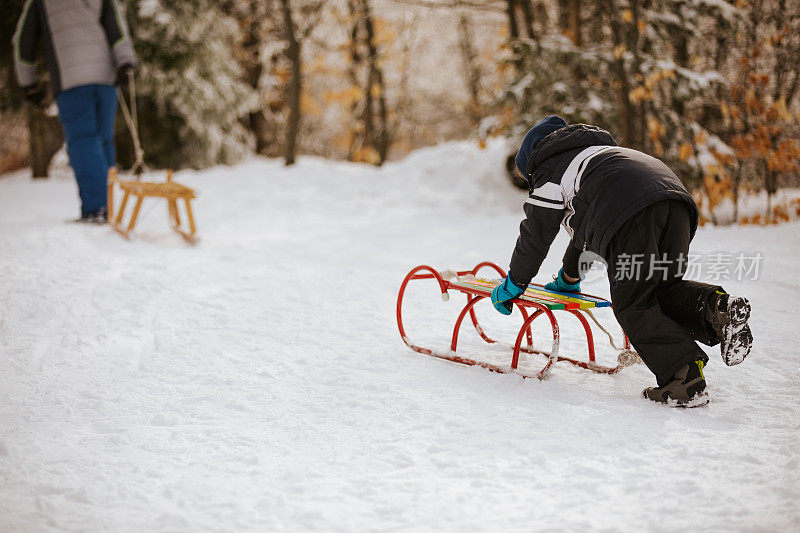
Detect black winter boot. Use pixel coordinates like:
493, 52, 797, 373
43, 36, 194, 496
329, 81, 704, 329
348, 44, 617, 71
76, 207, 108, 224
708, 291, 752, 366
643, 360, 709, 407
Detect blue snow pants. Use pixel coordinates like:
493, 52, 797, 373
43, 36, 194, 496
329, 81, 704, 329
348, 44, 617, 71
56, 84, 117, 215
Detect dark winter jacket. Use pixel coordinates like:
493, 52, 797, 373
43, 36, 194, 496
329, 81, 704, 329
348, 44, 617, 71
508, 124, 699, 286
13, 0, 137, 95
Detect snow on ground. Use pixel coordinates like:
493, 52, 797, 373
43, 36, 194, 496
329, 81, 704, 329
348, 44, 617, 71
0, 139, 798, 531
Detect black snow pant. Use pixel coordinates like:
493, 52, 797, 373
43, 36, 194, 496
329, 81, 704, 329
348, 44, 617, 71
598, 200, 723, 385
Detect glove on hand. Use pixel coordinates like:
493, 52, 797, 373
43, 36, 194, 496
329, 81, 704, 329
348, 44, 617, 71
23, 84, 47, 109
115, 63, 135, 87
491, 275, 526, 315
544, 268, 581, 293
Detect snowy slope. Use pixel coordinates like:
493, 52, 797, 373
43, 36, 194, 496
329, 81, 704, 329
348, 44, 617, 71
0, 140, 798, 531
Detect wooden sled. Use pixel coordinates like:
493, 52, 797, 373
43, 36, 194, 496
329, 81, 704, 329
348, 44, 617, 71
397, 261, 640, 380
107, 75, 198, 244
107, 167, 198, 244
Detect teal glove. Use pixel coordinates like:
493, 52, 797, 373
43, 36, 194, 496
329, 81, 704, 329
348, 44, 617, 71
491, 275, 526, 315
544, 268, 581, 293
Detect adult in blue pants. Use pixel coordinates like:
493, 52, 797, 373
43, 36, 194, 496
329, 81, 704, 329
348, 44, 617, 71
13, 0, 137, 222
55, 85, 119, 220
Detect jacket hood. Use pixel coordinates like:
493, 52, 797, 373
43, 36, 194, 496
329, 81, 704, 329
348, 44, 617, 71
515, 115, 569, 175
529, 124, 617, 172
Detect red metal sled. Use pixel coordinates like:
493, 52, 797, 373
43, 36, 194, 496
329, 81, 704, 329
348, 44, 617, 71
396, 262, 634, 380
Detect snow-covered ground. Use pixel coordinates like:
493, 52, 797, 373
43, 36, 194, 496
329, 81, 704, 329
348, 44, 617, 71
1, 140, 798, 531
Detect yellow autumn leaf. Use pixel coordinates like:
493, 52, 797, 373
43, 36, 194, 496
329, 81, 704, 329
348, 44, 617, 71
679, 143, 693, 162
647, 117, 665, 135
775, 97, 791, 121
621, 9, 633, 23
694, 130, 708, 146
629, 85, 651, 104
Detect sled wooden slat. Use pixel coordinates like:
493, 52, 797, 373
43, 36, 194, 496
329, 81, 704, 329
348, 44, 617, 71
450, 280, 571, 310
526, 283, 612, 308
450, 278, 608, 310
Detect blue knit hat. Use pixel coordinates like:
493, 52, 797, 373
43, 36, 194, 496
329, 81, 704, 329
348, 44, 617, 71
515, 115, 569, 175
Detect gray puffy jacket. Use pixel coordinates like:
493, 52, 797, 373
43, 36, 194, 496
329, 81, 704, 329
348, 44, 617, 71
13, 0, 137, 95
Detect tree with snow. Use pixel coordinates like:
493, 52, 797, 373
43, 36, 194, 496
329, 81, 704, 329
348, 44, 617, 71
121, 0, 258, 169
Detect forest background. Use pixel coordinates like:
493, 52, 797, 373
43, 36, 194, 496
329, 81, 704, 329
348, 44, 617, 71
1, 0, 798, 224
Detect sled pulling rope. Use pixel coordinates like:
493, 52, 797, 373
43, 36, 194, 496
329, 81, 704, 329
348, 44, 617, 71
396, 261, 640, 380
107, 74, 198, 244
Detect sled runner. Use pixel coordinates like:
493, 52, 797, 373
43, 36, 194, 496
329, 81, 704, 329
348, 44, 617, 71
107, 75, 198, 244
396, 261, 640, 380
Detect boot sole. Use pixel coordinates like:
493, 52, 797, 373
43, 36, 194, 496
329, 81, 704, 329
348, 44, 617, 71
675, 392, 710, 408
721, 297, 752, 366
642, 388, 709, 408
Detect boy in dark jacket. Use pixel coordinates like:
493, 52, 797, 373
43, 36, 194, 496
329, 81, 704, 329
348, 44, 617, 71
13, 0, 137, 222
491, 116, 752, 407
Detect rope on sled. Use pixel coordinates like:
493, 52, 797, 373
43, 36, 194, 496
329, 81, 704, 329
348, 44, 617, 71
582, 308, 641, 367
117, 74, 147, 176
115, 78, 193, 198
583, 308, 619, 349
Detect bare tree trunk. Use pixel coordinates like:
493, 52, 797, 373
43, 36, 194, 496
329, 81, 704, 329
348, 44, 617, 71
347, 0, 389, 165
360, 13, 375, 158
242, 7, 274, 156
355, 0, 377, 161
457, 13, 481, 122
732, 3, 762, 219
391, 12, 416, 149
771, 0, 787, 102
361, 0, 389, 164
506, 0, 523, 71
534, 1, 549, 34
765, 130, 780, 216
281, 0, 301, 166
764, 162, 775, 217
27, 105, 63, 178
568, 0, 581, 46
347, 0, 363, 159
250, 110, 278, 155
520, 1, 535, 39
786, 70, 799, 105
505, 0, 520, 41
629, 0, 646, 151
606, 0, 635, 147
558, 0, 570, 32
